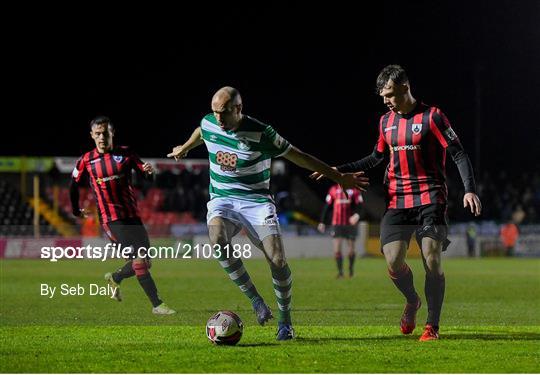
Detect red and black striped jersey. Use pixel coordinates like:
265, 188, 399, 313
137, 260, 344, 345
325, 185, 363, 226
72, 146, 145, 224
376, 103, 461, 209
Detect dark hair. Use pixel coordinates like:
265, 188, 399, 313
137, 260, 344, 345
376, 65, 408, 94
90, 116, 114, 131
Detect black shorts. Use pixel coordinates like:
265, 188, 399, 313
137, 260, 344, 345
102, 217, 150, 258
331, 225, 358, 240
380, 204, 450, 251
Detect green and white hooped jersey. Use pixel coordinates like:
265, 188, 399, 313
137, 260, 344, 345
201, 113, 292, 203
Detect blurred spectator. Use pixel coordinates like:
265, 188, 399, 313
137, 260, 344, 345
466, 223, 477, 257
500, 221, 519, 257
448, 170, 539, 223
81, 209, 100, 237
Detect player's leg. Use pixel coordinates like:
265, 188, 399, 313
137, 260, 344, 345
208, 216, 266, 307
381, 209, 421, 334
111, 260, 135, 284
260, 234, 294, 340
347, 225, 358, 278
333, 236, 344, 278
241, 201, 293, 339
416, 204, 448, 341
346, 238, 356, 278
107, 222, 135, 289
418, 236, 443, 340
383, 240, 419, 303
206, 199, 271, 324
104, 218, 173, 313
102, 223, 130, 302
128, 219, 174, 314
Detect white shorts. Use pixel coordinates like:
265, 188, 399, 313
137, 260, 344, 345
206, 197, 281, 243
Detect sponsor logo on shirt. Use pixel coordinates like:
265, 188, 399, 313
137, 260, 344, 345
96, 174, 122, 185
216, 151, 238, 172
392, 145, 422, 151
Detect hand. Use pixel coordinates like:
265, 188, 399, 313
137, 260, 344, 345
338, 171, 369, 192
464, 192, 482, 216
73, 208, 88, 218
317, 223, 326, 233
349, 213, 360, 225
142, 162, 154, 175
310, 168, 336, 181
167, 145, 189, 161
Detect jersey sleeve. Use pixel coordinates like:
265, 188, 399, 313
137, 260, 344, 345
430, 108, 461, 148
129, 149, 146, 173
325, 190, 334, 205
260, 125, 292, 157
376, 116, 387, 153
325, 186, 336, 205
354, 190, 363, 205
71, 156, 88, 184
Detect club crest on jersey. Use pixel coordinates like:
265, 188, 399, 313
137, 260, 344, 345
113, 155, 123, 163
444, 128, 457, 141
237, 139, 250, 151
412, 123, 422, 134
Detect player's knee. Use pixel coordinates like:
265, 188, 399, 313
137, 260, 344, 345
270, 253, 287, 268
385, 252, 405, 272
132, 260, 149, 276
424, 253, 442, 275
209, 231, 227, 246
387, 260, 405, 274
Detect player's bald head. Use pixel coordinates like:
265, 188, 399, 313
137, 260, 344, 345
211, 86, 243, 130
211, 86, 242, 112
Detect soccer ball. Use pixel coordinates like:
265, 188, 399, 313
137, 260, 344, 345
206, 310, 244, 345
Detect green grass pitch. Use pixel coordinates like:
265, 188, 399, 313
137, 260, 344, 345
1, 257, 539, 372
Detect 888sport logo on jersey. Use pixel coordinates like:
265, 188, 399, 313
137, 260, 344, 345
216, 151, 238, 172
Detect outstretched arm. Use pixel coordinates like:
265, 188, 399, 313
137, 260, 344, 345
310, 126, 387, 181
283, 146, 369, 191
167, 127, 204, 160
336, 145, 385, 173
309, 147, 384, 182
